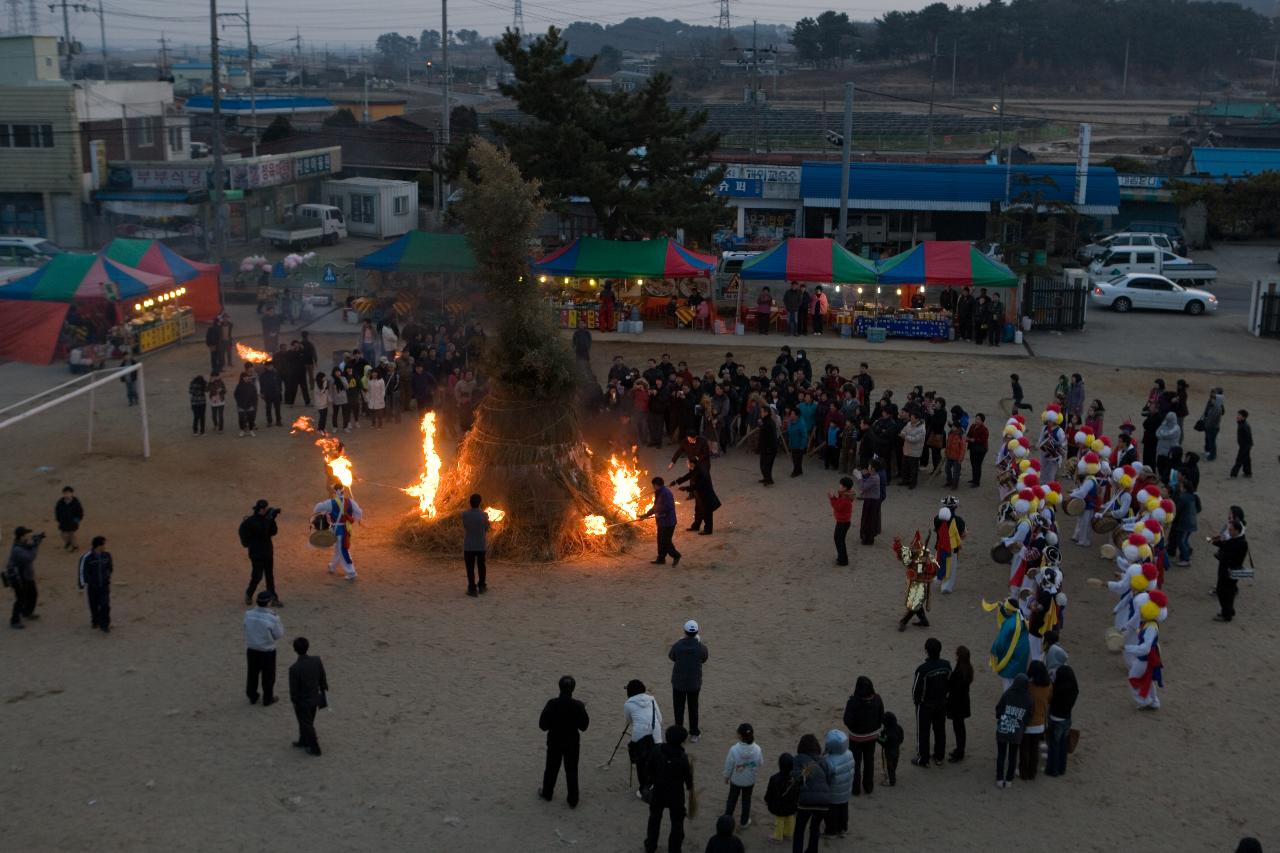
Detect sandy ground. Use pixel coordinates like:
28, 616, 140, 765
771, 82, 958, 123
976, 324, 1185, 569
0, 328, 1276, 852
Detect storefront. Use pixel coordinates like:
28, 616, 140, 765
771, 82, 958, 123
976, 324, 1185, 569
716, 163, 803, 247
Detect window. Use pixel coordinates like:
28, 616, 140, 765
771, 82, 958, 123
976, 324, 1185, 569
167, 125, 184, 152
1102, 251, 1130, 266
0, 124, 54, 148
393, 195, 409, 215
351, 194, 375, 224
1162, 252, 1178, 263
1133, 251, 1155, 265
328, 195, 343, 212
136, 119, 154, 148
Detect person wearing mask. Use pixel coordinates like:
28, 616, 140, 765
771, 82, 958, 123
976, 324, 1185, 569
1199, 387, 1225, 461
239, 500, 281, 607
966, 413, 989, 487
841, 676, 883, 797
644, 725, 695, 853
639, 477, 681, 566
1043, 646, 1078, 777
76, 535, 113, 632
461, 493, 491, 597
828, 477, 854, 567
790, 733, 831, 853
538, 675, 590, 809
243, 590, 284, 705
55, 485, 84, 552
911, 637, 951, 768
625, 680, 665, 796
994, 673, 1033, 788
6, 527, 44, 628
946, 645, 974, 763
1212, 513, 1250, 622
288, 636, 329, 756
1230, 409, 1252, 478
669, 620, 709, 742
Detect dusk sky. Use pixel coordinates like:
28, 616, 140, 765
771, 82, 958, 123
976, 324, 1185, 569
25, 0, 939, 54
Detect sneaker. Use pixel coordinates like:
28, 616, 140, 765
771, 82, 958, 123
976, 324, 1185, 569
910, 757, 929, 768
466, 587, 478, 597
690, 735, 700, 743
477, 583, 488, 594
239, 430, 245, 437
249, 430, 256, 437
1175, 560, 1191, 567
995, 780, 1005, 789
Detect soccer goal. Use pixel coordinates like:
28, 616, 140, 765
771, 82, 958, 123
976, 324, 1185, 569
0, 363, 151, 458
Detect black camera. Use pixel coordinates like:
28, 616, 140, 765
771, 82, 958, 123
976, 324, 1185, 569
267, 507, 282, 519
31, 532, 46, 544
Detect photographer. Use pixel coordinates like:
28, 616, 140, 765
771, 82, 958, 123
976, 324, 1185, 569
6, 527, 45, 629
239, 500, 281, 607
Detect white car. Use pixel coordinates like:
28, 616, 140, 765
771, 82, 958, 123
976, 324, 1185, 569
1077, 232, 1175, 262
1089, 273, 1218, 315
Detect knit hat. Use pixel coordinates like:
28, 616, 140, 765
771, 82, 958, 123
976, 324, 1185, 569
683, 619, 699, 635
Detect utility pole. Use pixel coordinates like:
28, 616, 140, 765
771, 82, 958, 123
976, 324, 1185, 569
51, 0, 73, 76
750, 19, 758, 154
94, 0, 107, 81
995, 74, 1006, 155
209, 0, 228, 266
441, 0, 451, 215
926, 34, 938, 153
836, 82, 853, 246
158, 32, 170, 77
1121, 38, 1129, 95
950, 39, 956, 97
245, 0, 255, 155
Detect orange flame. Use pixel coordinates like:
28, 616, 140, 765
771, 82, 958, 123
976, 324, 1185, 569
315, 434, 353, 488
404, 412, 443, 518
291, 416, 315, 434
583, 514, 608, 536
485, 507, 505, 523
236, 342, 272, 363
608, 455, 644, 520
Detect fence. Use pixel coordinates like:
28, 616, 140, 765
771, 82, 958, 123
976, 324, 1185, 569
1250, 280, 1280, 338
1023, 272, 1088, 332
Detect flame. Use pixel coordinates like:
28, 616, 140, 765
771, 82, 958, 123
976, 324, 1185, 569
583, 514, 608, 536
608, 455, 644, 520
315, 434, 353, 488
485, 507, 505, 523
291, 416, 315, 434
236, 342, 272, 363
404, 412, 443, 518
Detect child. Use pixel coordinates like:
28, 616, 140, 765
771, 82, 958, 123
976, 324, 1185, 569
878, 711, 904, 786
704, 814, 745, 853
944, 422, 966, 489
1010, 373, 1032, 412
723, 722, 763, 829
763, 752, 798, 842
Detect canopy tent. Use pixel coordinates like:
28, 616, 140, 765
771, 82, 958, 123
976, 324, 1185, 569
355, 231, 478, 274
738, 237, 878, 283
875, 241, 1019, 287
0, 300, 70, 365
103, 238, 222, 322
532, 237, 717, 279
0, 253, 175, 303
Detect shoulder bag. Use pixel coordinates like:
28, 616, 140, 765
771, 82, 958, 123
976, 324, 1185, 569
1228, 547, 1255, 581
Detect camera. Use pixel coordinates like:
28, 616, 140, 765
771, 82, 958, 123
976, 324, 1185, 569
31, 532, 46, 544
267, 507, 282, 519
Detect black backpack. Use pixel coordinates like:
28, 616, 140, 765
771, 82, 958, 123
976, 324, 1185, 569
238, 516, 253, 549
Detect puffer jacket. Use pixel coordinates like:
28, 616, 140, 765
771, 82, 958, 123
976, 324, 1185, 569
821, 730, 854, 804
791, 752, 832, 809
901, 419, 927, 457
1155, 412, 1181, 457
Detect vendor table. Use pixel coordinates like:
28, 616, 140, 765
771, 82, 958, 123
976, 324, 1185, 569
854, 315, 951, 340
131, 306, 195, 353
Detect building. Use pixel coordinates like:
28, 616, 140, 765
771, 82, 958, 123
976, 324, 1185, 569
255, 115, 435, 182
1183, 146, 1280, 179
0, 35, 186, 248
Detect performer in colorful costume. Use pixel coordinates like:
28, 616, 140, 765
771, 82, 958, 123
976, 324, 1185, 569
893, 532, 937, 631
1069, 452, 1102, 546
1124, 589, 1168, 709
933, 497, 965, 594
313, 481, 363, 580
984, 596, 1031, 689
1038, 404, 1067, 485
1028, 564, 1067, 662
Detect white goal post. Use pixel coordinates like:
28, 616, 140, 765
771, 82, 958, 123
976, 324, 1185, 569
0, 363, 151, 458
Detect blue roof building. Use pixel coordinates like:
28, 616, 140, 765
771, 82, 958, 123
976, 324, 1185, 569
1184, 147, 1280, 179
184, 95, 334, 116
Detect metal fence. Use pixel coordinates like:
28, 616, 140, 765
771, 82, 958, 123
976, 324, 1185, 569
1259, 292, 1280, 338
1023, 274, 1087, 332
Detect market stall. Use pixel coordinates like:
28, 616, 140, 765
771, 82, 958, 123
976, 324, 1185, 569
0, 253, 183, 364
737, 237, 880, 332
355, 231, 480, 321
531, 237, 717, 330
103, 238, 223, 322
868, 241, 1020, 340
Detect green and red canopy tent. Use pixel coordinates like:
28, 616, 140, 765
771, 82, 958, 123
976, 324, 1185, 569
876, 241, 1018, 305
737, 237, 878, 284
103, 238, 222, 322
0, 254, 175, 364
531, 237, 717, 280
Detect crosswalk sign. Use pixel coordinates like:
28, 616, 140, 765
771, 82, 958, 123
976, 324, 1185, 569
322, 264, 337, 284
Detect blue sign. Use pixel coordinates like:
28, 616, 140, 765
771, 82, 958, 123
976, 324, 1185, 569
322, 264, 337, 284
716, 178, 763, 198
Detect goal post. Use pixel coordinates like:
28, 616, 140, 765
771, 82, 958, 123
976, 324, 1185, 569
0, 363, 151, 458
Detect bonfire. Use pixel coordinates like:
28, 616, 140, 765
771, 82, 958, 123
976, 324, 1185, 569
395, 140, 642, 560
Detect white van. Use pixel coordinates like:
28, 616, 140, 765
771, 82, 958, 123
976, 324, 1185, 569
1078, 232, 1174, 262
0, 236, 63, 265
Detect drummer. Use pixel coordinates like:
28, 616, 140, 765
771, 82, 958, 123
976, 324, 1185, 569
313, 481, 363, 581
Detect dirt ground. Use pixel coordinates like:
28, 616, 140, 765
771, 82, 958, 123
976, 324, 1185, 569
0, 330, 1275, 852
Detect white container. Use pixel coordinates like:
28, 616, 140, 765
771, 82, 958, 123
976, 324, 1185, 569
1014, 330, 1024, 345
631, 320, 644, 334
1021, 315, 1033, 332
735, 322, 745, 335
322, 177, 419, 239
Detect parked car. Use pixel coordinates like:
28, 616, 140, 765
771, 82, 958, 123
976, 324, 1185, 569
1089, 273, 1218, 315
260, 204, 347, 248
0, 236, 63, 265
1126, 220, 1188, 256
1088, 248, 1217, 286
1077, 232, 1175, 262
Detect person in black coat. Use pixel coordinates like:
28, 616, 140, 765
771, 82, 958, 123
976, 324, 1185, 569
946, 646, 974, 762
644, 725, 694, 853
76, 535, 113, 632
1212, 517, 1249, 622
842, 676, 884, 796
673, 460, 722, 535
288, 637, 329, 755
758, 405, 780, 486
258, 361, 284, 427
239, 500, 280, 607
704, 814, 745, 853
55, 486, 84, 551
538, 675, 590, 808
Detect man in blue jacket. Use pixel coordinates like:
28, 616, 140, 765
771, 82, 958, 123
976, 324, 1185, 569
77, 536, 113, 632
640, 477, 681, 566
669, 620, 709, 742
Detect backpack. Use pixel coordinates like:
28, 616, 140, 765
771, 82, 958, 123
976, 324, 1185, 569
238, 517, 253, 549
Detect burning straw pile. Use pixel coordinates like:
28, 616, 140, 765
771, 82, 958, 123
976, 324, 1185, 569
395, 140, 643, 561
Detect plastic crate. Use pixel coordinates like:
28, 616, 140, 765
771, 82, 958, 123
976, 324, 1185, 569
866, 326, 888, 343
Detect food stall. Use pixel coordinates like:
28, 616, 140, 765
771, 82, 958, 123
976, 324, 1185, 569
871, 241, 1019, 340
124, 287, 195, 353
736, 237, 879, 333
531, 237, 717, 330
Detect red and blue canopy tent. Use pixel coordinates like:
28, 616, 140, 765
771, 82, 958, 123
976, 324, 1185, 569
737, 237, 878, 283
0, 254, 174, 364
531, 237, 717, 279
103, 238, 222, 322
876, 241, 1019, 287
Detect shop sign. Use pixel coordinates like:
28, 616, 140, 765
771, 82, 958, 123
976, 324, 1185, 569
717, 178, 763, 198
724, 164, 801, 184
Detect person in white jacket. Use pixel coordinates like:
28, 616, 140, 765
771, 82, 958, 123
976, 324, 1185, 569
624, 679, 664, 796
722, 722, 764, 829
365, 369, 387, 429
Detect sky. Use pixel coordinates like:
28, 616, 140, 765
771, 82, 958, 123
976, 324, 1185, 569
16, 0, 939, 55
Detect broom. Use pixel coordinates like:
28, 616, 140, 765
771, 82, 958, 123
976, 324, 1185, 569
686, 754, 698, 819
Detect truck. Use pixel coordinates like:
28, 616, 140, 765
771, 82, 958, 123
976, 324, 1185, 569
1087, 247, 1217, 287
260, 204, 347, 249
1077, 231, 1176, 263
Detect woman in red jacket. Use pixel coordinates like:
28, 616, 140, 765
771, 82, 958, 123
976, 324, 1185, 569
829, 477, 855, 566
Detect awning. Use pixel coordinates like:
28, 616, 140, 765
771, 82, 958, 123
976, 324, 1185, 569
103, 238, 222, 322
0, 253, 174, 302
102, 200, 201, 217
876, 241, 1019, 287
738, 237, 877, 283
532, 237, 716, 279
355, 231, 478, 274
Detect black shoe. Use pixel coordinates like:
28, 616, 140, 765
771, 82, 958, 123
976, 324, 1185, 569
698, 530, 712, 536
650, 559, 666, 565
244, 594, 253, 606
25, 614, 39, 620
836, 560, 849, 567
270, 598, 283, 608
466, 587, 478, 597
9, 622, 24, 630
307, 747, 322, 756
910, 757, 929, 768
262, 697, 278, 707
671, 555, 682, 567
686, 525, 700, 531
948, 752, 964, 763
101, 625, 110, 633
91, 622, 99, 629
248, 695, 259, 704
478, 583, 488, 594
292, 740, 306, 748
